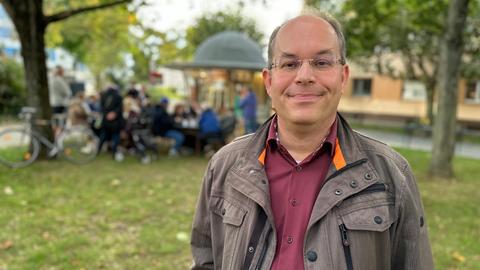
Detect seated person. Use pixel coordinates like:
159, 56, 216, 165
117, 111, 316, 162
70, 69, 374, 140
151, 97, 184, 156
198, 104, 224, 150
68, 90, 91, 127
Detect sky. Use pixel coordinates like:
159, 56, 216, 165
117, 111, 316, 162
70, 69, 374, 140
136, 0, 304, 45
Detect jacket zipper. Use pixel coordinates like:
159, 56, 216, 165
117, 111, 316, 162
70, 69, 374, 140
339, 224, 354, 270
255, 228, 271, 270
347, 183, 387, 199
326, 158, 368, 181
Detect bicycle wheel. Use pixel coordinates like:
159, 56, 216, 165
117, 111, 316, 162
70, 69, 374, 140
58, 126, 99, 164
0, 128, 39, 168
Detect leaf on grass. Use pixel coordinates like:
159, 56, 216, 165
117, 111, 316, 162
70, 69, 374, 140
452, 251, 466, 263
111, 179, 121, 186
0, 240, 13, 250
3, 186, 14, 195
176, 232, 188, 242
42, 231, 50, 240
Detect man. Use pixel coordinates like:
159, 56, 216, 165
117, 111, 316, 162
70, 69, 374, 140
239, 86, 258, 134
48, 65, 71, 114
191, 9, 434, 270
97, 86, 124, 161
49, 66, 72, 134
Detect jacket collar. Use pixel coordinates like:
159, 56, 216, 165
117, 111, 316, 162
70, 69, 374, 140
227, 113, 379, 218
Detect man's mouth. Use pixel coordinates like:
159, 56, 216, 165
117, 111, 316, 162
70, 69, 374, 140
286, 92, 327, 99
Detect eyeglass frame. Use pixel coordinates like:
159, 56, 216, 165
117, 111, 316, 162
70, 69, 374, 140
268, 56, 346, 71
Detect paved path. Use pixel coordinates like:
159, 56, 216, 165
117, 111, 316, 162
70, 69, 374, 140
2, 124, 479, 159
356, 129, 480, 159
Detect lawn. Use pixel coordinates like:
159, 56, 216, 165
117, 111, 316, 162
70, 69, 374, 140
0, 149, 479, 269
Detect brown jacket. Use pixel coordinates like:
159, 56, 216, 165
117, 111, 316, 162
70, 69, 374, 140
191, 114, 434, 270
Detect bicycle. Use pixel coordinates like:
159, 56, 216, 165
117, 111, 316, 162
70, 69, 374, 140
0, 107, 99, 168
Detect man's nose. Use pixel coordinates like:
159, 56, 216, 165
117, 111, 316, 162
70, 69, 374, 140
295, 60, 315, 85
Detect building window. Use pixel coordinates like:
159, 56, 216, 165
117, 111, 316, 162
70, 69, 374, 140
352, 79, 372, 96
402, 80, 426, 101
465, 81, 480, 103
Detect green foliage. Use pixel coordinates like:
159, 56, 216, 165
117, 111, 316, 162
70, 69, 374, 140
128, 26, 182, 82
0, 56, 26, 115
339, 0, 448, 78
184, 10, 264, 59
46, 4, 133, 86
461, 0, 480, 80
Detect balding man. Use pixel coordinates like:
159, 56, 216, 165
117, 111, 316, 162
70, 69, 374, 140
190, 9, 433, 270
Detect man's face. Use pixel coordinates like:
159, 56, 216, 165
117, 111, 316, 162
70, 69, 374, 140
263, 15, 349, 127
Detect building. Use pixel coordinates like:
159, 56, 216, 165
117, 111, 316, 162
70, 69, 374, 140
340, 60, 480, 129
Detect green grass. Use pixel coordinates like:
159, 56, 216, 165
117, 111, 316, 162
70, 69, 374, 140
395, 148, 480, 270
0, 150, 479, 269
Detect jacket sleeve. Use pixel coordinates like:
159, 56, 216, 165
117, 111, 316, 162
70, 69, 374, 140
392, 162, 434, 270
190, 159, 215, 270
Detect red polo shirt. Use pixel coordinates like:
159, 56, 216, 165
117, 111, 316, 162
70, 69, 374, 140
264, 116, 337, 270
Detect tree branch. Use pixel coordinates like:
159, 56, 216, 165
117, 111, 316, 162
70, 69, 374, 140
44, 0, 132, 25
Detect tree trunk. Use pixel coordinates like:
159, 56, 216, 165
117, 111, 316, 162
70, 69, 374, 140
2, 0, 54, 158
429, 0, 470, 178
424, 78, 436, 126
1, 0, 132, 159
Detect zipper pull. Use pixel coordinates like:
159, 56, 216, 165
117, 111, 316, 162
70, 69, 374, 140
340, 224, 350, 246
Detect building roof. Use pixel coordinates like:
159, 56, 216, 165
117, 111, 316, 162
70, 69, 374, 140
167, 31, 266, 71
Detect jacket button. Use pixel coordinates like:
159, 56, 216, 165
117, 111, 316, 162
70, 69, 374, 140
296, 166, 302, 172
334, 189, 343, 195
248, 246, 255, 253
364, 173, 373, 181
221, 209, 226, 216
374, 216, 383, 224
306, 251, 317, 262
350, 180, 358, 188
420, 216, 424, 227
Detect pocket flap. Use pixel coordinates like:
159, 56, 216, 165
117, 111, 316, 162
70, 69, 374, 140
209, 196, 247, 227
341, 204, 394, 232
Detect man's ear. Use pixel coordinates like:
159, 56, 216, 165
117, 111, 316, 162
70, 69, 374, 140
262, 68, 272, 98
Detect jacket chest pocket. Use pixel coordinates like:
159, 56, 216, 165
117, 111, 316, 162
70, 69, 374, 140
336, 185, 395, 270
209, 195, 248, 269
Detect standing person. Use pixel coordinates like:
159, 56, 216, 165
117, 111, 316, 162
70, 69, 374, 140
97, 86, 124, 161
48, 65, 72, 114
239, 85, 258, 134
190, 9, 434, 270
48, 66, 71, 133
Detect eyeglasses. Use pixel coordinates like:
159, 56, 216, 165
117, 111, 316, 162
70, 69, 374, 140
269, 56, 345, 73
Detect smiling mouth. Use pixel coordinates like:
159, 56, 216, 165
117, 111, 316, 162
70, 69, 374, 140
286, 92, 327, 98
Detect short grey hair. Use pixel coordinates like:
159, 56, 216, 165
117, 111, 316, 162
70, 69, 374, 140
267, 8, 347, 68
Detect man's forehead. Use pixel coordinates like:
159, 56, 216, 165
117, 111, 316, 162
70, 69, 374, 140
274, 15, 339, 56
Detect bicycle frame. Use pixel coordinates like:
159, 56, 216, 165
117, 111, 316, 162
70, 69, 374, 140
19, 107, 62, 157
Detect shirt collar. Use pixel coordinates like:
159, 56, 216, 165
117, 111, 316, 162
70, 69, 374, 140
266, 114, 338, 157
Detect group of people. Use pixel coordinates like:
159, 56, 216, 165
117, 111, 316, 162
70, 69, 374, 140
48, 67, 242, 161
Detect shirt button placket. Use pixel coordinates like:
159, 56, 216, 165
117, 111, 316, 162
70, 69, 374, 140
290, 199, 297, 206
287, 236, 293, 244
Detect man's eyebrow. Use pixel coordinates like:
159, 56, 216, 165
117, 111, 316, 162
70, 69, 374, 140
278, 49, 337, 58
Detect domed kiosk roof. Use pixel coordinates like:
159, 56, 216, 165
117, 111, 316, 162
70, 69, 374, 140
167, 31, 266, 71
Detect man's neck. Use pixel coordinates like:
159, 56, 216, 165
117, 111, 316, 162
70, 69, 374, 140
277, 114, 335, 161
